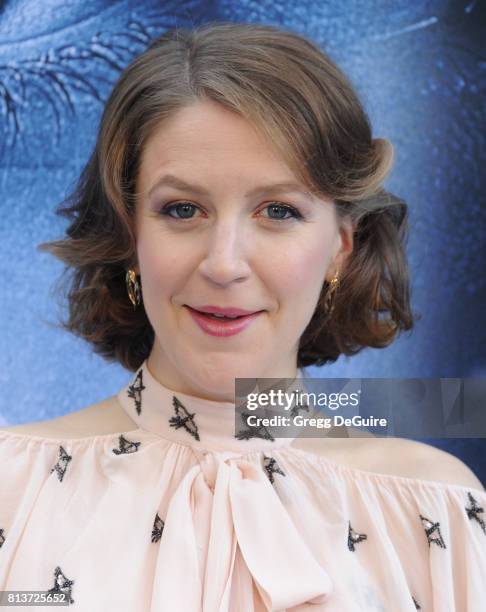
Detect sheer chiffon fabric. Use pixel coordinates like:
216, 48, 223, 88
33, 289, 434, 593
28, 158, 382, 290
1, 361, 485, 611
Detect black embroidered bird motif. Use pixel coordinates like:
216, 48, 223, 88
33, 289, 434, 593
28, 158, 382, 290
50, 446, 72, 482
412, 595, 421, 609
127, 368, 145, 415
168, 396, 200, 441
46, 566, 75, 604
112, 434, 141, 455
235, 411, 275, 442
262, 455, 285, 484
347, 521, 368, 551
420, 514, 446, 549
151, 512, 164, 543
465, 491, 486, 535
0, 528, 5, 548
289, 400, 310, 419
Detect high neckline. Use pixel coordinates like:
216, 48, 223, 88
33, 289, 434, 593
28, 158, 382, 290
117, 359, 309, 454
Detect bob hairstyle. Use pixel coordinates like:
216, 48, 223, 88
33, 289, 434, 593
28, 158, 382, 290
38, 21, 416, 372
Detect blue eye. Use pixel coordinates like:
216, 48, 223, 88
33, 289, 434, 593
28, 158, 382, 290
262, 203, 303, 221
158, 202, 303, 221
160, 202, 198, 220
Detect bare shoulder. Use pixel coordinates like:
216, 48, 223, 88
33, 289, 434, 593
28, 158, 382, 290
294, 432, 485, 491
0, 396, 138, 439
382, 437, 486, 491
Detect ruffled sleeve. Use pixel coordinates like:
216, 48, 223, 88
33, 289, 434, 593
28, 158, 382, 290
277, 448, 486, 611
0, 428, 157, 606
0, 432, 64, 549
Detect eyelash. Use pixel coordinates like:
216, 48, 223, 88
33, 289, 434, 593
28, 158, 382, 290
158, 201, 304, 222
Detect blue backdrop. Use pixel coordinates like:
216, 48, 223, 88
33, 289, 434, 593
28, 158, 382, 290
1, 1, 485, 481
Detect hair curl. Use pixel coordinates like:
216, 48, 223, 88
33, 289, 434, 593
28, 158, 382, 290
38, 21, 416, 372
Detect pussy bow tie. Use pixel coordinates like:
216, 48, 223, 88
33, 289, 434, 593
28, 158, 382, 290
149, 450, 333, 611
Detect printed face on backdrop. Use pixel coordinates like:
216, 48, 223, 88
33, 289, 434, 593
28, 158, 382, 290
134, 98, 353, 400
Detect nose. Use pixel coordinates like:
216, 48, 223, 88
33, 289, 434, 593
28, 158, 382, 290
197, 217, 251, 286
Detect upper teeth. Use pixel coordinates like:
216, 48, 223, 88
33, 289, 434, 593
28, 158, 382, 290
212, 313, 239, 318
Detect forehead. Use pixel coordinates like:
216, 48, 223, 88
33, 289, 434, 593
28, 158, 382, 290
138, 99, 300, 186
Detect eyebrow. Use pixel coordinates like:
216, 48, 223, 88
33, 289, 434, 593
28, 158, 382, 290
147, 173, 312, 199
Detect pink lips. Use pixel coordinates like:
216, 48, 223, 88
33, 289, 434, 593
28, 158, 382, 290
185, 306, 264, 337
189, 305, 258, 317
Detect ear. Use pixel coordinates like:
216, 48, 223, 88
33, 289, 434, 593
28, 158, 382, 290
326, 215, 354, 282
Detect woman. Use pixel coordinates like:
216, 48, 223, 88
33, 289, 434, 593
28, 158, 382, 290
1, 22, 484, 611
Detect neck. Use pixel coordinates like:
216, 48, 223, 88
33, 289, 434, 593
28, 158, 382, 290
118, 359, 307, 454
146, 353, 302, 404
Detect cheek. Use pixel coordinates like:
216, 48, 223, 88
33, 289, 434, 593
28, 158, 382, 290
271, 237, 333, 303
136, 233, 185, 297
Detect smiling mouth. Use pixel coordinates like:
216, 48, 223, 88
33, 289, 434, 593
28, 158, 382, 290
198, 312, 245, 320
184, 305, 265, 337
185, 306, 254, 320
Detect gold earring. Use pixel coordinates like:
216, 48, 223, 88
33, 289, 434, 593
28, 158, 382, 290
126, 268, 141, 309
323, 270, 339, 318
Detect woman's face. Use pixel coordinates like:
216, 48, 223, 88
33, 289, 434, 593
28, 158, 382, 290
134, 99, 353, 400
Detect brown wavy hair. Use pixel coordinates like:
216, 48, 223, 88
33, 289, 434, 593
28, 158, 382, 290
38, 21, 416, 372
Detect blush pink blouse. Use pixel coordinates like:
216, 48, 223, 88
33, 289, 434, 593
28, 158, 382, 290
0, 361, 485, 611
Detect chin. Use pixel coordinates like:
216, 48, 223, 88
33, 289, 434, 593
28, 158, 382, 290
193, 358, 264, 388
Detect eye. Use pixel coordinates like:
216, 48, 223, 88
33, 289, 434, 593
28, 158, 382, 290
158, 201, 303, 222
159, 202, 199, 220
260, 202, 303, 221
